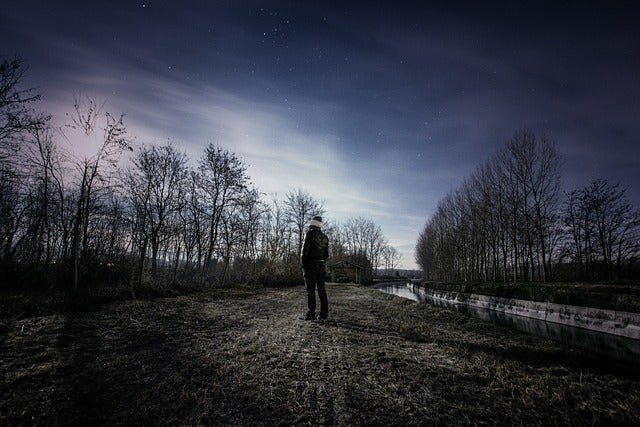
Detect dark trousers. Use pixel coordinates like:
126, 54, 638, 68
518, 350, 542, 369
303, 261, 328, 316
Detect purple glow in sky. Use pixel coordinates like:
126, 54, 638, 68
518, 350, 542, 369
2, 1, 639, 269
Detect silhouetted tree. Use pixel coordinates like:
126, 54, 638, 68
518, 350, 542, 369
125, 143, 187, 284
564, 179, 640, 280
65, 96, 131, 292
197, 145, 248, 285
284, 188, 325, 260
416, 131, 562, 282
0, 57, 48, 159
340, 217, 387, 279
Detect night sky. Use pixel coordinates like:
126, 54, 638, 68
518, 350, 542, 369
2, 1, 639, 269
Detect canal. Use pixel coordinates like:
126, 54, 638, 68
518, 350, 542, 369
372, 281, 640, 367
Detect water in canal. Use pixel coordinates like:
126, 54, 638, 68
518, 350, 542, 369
372, 281, 640, 367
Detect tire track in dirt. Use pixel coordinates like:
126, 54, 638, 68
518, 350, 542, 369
199, 284, 461, 424
195, 285, 362, 424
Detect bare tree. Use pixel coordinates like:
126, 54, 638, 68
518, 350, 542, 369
341, 217, 387, 279
260, 196, 291, 266
0, 162, 26, 271
564, 179, 640, 280
416, 131, 563, 283
0, 57, 48, 159
125, 143, 188, 283
197, 145, 248, 285
22, 124, 64, 272
492, 131, 561, 281
218, 187, 263, 286
65, 96, 132, 291
283, 188, 325, 260
179, 169, 207, 279
235, 188, 264, 261
382, 246, 401, 276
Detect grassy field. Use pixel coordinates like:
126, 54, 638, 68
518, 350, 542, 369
1, 283, 639, 425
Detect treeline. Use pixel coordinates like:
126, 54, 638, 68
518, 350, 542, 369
0, 58, 400, 292
415, 131, 640, 282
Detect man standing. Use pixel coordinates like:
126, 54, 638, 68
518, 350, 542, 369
301, 215, 329, 320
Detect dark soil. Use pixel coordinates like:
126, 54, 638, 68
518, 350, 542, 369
1, 283, 639, 425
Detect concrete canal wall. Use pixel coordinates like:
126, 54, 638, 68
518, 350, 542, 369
413, 283, 640, 340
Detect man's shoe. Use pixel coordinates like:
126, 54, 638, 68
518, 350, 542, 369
300, 312, 316, 321
319, 314, 328, 321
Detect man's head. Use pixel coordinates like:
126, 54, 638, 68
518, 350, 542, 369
309, 215, 323, 229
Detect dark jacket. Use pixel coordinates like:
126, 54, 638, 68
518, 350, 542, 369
301, 226, 329, 267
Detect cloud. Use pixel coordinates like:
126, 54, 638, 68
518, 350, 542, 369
42, 54, 407, 241
8, 1, 638, 270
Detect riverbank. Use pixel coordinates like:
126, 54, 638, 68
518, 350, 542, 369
421, 281, 640, 312
2, 283, 639, 425
408, 282, 640, 340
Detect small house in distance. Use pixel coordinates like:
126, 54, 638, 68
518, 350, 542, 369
329, 260, 362, 284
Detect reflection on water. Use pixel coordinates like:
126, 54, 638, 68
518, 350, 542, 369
373, 282, 640, 366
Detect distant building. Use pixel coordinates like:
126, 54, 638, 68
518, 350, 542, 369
329, 261, 362, 284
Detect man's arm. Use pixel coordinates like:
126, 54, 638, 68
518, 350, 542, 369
301, 230, 311, 265
322, 233, 329, 261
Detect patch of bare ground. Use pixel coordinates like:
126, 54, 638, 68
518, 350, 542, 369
1, 283, 639, 425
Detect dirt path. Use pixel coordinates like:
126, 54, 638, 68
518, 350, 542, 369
1, 283, 639, 425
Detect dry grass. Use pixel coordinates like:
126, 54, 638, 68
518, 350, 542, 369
1, 283, 639, 425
